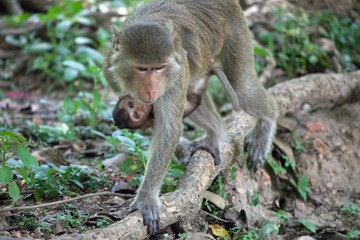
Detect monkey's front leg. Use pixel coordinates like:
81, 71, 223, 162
129, 91, 185, 236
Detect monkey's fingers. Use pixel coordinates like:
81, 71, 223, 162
128, 199, 161, 236
190, 141, 221, 165
142, 208, 161, 236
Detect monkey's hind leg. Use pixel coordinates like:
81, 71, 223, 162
187, 91, 225, 165
220, 10, 278, 171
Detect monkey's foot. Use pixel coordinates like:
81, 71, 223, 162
190, 141, 221, 165
244, 120, 275, 171
129, 198, 161, 236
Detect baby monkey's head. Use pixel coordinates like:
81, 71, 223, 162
113, 95, 154, 131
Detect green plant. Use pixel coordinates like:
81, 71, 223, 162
0, 131, 39, 204
232, 221, 278, 240
282, 155, 295, 170
39, 222, 52, 234
293, 132, 309, 153
347, 229, 360, 239
267, 155, 286, 175
341, 202, 360, 217
162, 162, 185, 193
178, 232, 188, 238
8, 212, 38, 230
4, 0, 105, 92
96, 217, 112, 228
260, 6, 327, 76
290, 176, 311, 201
298, 219, 318, 233
29, 164, 110, 200
209, 176, 227, 199
273, 210, 289, 222
229, 166, 238, 181
57, 212, 86, 230
315, 9, 360, 70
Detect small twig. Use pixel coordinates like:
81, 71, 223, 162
0, 192, 134, 213
200, 209, 230, 223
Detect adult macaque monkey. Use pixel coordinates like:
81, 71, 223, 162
103, 0, 277, 235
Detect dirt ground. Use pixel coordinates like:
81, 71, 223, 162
223, 101, 360, 238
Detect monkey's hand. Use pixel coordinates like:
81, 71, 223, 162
175, 137, 220, 165
244, 119, 275, 171
129, 196, 162, 236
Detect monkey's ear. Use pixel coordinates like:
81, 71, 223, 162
111, 25, 122, 51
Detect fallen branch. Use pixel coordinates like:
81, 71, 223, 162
0, 192, 133, 213
58, 70, 360, 240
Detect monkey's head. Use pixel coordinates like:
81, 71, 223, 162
113, 95, 154, 131
109, 22, 180, 104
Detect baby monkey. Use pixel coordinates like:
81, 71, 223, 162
113, 67, 240, 132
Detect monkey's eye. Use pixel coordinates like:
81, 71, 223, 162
137, 67, 148, 72
134, 112, 141, 119
128, 101, 134, 108
155, 66, 166, 72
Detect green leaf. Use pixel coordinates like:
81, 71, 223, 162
63, 97, 76, 113
55, 45, 71, 55
64, 68, 79, 82
251, 191, 259, 206
77, 46, 104, 62
254, 45, 270, 56
298, 189, 307, 201
111, 0, 126, 8
58, 111, 72, 123
92, 88, 101, 109
119, 158, 134, 173
62, 60, 86, 72
116, 136, 136, 149
17, 168, 29, 181
74, 36, 93, 45
298, 219, 318, 233
70, 179, 83, 189
27, 42, 53, 53
47, 5, 62, 20
17, 145, 39, 169
0, 131, 31, 145
75, 17, 95, 26
0, 166, 13, 184
9, 181, 20, 203
5, 159, 24, 169
259, 222, 279, 237
309, 55, 318, 65
78, 99, 92, 111
64, 1, 83, 16
298, 176, 310, 189
347, 229, 360, 239
55, 20, 72, 33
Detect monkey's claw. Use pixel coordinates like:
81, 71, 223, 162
190, 141, 221, 165
243, 132, 266, 172
129, 198, 161, 236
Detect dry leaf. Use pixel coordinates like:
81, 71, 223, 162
306, 122, 326, 133
209, 224, 230, 240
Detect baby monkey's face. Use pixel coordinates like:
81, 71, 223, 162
116, 95, 153, 128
